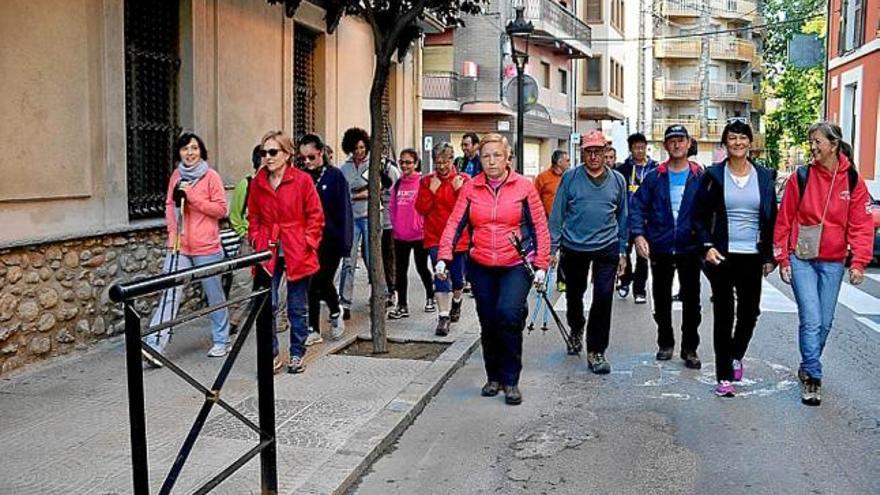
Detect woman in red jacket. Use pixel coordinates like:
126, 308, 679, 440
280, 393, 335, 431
774, 121, 874, 406
248, 130, 325, 374
437, 134, 551, 405
415, 142, 470, 336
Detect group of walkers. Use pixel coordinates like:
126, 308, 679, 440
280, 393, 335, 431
144, 118, 873, 409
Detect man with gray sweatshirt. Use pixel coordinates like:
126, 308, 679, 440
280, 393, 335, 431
549, 130, 628, 374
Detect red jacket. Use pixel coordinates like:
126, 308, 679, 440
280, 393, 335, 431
248, 166, 325, 281
439, 169, 550, 270
773, 154, 874, 271
415, 170, 470, 251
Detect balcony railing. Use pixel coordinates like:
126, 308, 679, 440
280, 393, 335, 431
708, 0, 759, 20
707, 120, 723, 140
654, 39, 702, 58
708, 81, 753, 101
652, 119, 701, 141
422, 72, 477, 109
654, 79, 701, 100
522, 0, 591, 55
660, 0, 702, 17
709, 37, 756, 62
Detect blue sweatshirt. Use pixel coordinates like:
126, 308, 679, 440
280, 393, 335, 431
549, 165, 628, 255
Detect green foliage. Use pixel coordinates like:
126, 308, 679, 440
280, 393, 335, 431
762, 1, 825, 168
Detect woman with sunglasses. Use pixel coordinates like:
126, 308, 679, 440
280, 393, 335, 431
438, 134, 551, 405
248, 131, 325, 374
693, 120, 778, 398
297, 133, 353, 345
388, 148, 435, 319
143, 132, 231, 365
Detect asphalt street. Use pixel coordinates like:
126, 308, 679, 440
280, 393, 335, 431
353, 267, 880, 495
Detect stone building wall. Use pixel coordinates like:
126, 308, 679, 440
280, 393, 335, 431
0, 229, 211, 376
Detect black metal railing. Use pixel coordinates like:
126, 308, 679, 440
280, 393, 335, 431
521, 0, 592, 51
109, 251, 277, 494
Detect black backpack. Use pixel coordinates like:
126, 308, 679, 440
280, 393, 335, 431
796, 165, 858, 199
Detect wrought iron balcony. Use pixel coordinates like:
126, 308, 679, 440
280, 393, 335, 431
520, 0, 591, 56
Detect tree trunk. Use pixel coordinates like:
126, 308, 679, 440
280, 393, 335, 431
367, 58, 392, 354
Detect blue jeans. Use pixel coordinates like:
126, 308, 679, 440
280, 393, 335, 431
339, 217, 370, 307
790, 255, 846, 380
271, 258, 310, 359
146, 251, 230, 352
429, 247, 466, 293
468, 261, 532, 386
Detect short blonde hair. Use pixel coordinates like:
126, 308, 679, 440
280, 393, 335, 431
478, 133, 512, 157
261, 130, 296, 163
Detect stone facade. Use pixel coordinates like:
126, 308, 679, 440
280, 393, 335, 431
0, 229, 209, 376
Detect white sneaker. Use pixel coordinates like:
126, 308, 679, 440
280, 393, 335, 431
305, 332, 324, 346
330, 311, 345, 340
207, 343, 229, 357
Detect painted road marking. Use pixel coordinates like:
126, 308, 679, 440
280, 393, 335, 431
839, 282, 880, 315
855, 316, 880, 335
760, 280, 799, 313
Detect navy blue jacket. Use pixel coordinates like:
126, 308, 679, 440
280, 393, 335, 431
617, 156, 658, 204
692, 160, 778, 264
306, 165, 353, 257
629, 161, 703, 255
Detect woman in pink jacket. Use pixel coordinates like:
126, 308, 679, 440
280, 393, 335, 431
437, 134, 551, 406
388, 149, 435, 319
144, 132, 230, 366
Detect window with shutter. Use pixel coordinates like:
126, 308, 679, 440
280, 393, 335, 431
124, 0, 181, 220
584, 56, 602, 94
293, 26, 319, 142
585, 0, 603, 23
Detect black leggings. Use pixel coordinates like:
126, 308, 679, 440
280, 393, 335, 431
393, 240, 434, 307
308, 247, 342, 332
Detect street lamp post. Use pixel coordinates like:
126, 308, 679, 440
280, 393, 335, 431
506, 4, 534, 175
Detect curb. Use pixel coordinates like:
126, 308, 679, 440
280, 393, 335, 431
296, 328, 481, 494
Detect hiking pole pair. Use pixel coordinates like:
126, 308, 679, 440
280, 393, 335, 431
507, 234, 578, 353
527, 267, 555, 334
144, 196, 185, 366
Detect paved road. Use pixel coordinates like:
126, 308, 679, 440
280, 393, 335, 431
353, 268, 880, 494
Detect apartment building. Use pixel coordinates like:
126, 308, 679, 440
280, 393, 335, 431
421, 0, 591, 175
826, 0, 879, 182
576, 0, 642, 160
647, 0, 766, 165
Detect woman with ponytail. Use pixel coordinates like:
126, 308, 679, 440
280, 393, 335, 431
773, 121, 874, 406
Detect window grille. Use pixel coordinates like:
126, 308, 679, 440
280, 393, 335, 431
124, 0, 181, 220
293, 26, 318, 142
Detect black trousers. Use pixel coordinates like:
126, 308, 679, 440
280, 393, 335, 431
560, 243, 619, 353
619, 238, 648, 295
382, 228, 395, 294
308, 247, 342, 332
649, 253, 702, 351
393, 240, 434, 307
705, 253, 763, 381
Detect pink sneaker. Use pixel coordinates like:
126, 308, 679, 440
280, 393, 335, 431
732, 359, 744, 382
715, 381, 736, 397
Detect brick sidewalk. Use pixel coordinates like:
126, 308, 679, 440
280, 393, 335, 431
0, 267, 480, 494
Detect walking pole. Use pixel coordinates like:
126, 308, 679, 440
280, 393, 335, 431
507, 234, 577, 352
527, 284, 545, 333
166, 196, 185, 344
540, 267, 555, 333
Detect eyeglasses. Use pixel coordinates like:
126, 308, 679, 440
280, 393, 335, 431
259, 148, 283, 158
301, 154, 320, 162
399, 159, 415, 165
583, 149, 604, 156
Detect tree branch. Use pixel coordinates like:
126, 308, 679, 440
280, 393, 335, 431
381, 0, 428, 59
361, 1, 383, 55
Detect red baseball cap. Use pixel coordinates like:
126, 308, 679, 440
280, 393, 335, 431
581, 130, 606, 149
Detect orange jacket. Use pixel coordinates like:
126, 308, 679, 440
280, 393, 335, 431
533, 167, 564, 218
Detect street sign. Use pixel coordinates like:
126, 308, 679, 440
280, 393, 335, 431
423, 136, 433, 151
503, 75, 539, 112
570, 132, 581, 145
789, 34, 824, 69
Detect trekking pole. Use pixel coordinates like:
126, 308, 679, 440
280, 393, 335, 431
527, 285, 545, 333
540, 267, 554, 333
162, 197, 185, 346
507, 234, 576, 351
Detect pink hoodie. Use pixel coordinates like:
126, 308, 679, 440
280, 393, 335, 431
389, 172, 425, 242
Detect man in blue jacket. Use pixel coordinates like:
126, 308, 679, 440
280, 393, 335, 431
629, 125, 703, 369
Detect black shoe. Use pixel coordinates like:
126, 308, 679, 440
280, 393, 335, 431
229, 323, 239, 335
463, 282, 472, 294
435, 316, 451, 336
680, 350, 702, 369
503, 385, 522, 405
656, 347, 674, 361
387, 305, 409, 319
449, 299, 462, 323
567, 328, 583, 355
801, 377, 822, 406
616, 284, 630, 299
481, 381, 500, 397
343, 308, 351, 321
287, 355, 305, 374
587, 352, 611, 374
634, 294, 647, 304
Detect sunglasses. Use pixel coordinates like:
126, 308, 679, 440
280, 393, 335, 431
399, 159, 415, 165
259, 148, 283, 158
301, 154, 321, 162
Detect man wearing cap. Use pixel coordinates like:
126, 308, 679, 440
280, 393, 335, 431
617, 132, 657, 304
549, 130, 628, 374
629, 124, 704, 369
